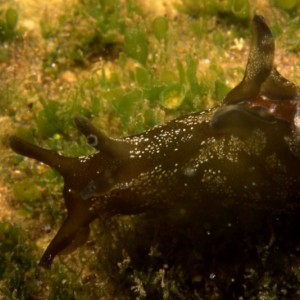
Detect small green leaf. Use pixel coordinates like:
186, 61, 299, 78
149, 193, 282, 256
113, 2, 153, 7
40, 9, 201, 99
160, 84, 185, 110
5, 8, 18, 31
124, 28, 148, 65
274, 0, 298, 11
231, 0, 250, 20
152, 16, 169, 41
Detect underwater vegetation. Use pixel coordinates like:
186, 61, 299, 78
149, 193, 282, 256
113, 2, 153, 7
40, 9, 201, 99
1, 0, 300, 297
0, 8, 18, 42
6, 13, 300, 298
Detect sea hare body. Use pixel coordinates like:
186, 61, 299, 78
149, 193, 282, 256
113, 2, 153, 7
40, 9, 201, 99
8, 16, 300, 268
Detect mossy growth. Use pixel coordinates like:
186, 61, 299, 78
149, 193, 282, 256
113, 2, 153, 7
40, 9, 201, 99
0, 222, 40, 298
0, 8, 18, 42
273, 0, 299, 12
0, 6, 19, 62
176, 0, 251, 21
77, 207, 300, 298
40, 0, 133, 71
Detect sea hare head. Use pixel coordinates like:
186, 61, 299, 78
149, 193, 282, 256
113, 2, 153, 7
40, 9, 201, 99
8, 117, 127, 268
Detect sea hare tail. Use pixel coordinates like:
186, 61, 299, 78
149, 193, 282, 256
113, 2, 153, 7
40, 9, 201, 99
223, 15, 275, 105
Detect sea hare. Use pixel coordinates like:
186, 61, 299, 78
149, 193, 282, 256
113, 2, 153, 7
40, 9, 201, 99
8, 15, 300, 268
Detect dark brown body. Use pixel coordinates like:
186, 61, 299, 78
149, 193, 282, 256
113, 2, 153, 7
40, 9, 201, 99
8, 15, 300, 268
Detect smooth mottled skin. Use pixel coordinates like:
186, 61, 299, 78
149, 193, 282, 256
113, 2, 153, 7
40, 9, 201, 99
8, 16, 300, 268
